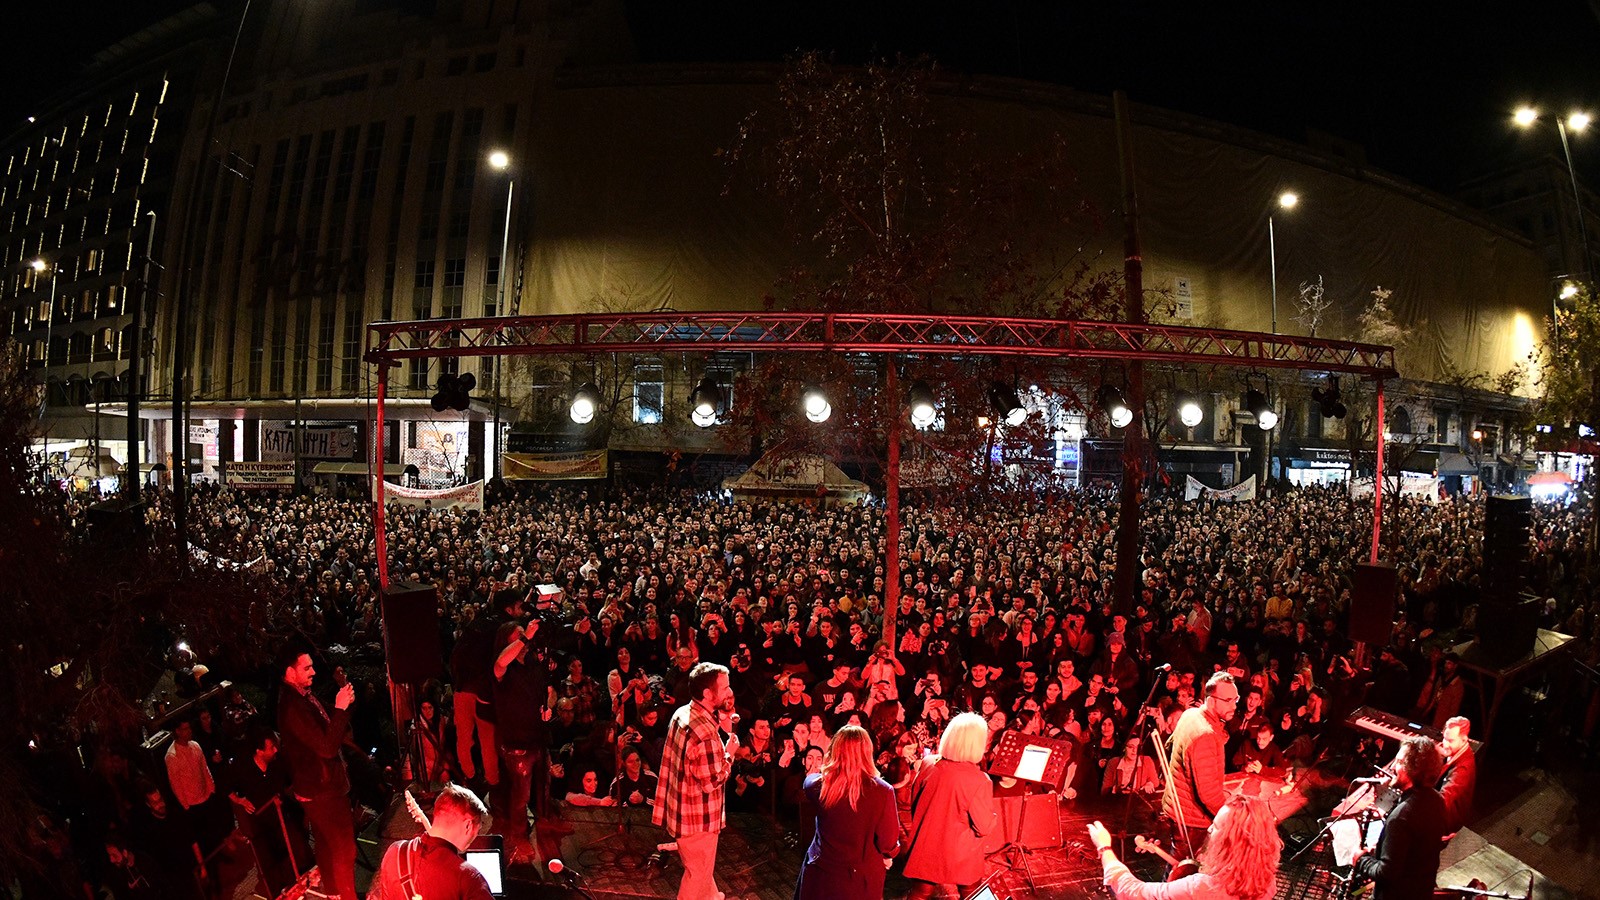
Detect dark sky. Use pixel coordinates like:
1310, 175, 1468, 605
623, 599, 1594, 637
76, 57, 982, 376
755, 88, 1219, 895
7, 1, 1600, 194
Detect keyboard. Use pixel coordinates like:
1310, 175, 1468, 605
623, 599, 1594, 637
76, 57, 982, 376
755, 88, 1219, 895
1345, 706, 1442, 743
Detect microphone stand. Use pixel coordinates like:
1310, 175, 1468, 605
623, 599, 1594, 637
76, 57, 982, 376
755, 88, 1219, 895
1120, 672, 1169, 860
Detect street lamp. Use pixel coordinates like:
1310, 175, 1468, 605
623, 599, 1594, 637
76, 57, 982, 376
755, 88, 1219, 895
488, 150, 514, 478
1513, 106, 1595, 288
1268, 191, 1299, 334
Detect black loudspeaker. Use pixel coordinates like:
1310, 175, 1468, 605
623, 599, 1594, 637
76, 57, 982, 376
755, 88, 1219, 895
85, 498, 147, 552
1482, 495, 1531, 601
1473, 595, 1539, 664
980, 792, 1063, 854
381, 581, 443, 684
1348, 562, 1398, 646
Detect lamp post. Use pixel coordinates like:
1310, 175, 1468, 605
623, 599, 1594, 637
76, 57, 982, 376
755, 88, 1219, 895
32, 259, 59, 464
1268, 191, 1298, 334
1514, 106, 1594, 350
488, 150, 513, 480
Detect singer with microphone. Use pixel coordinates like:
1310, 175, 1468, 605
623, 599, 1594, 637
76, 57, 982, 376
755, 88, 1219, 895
276, 643, 358, 900
653, 662, 739, 900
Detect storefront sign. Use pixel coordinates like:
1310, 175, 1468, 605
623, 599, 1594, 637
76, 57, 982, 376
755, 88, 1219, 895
224, 460, 296, 490
261, 423, 359, 460
502, 450, 609, 481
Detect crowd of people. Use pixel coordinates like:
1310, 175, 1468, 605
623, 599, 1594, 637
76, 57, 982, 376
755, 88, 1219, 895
53, 478, 1600, 898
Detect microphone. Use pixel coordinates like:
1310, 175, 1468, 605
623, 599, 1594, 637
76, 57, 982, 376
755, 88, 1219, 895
1155, 663, 1173, 672
1352, 776, 1390, 784
548, 859, 581, 882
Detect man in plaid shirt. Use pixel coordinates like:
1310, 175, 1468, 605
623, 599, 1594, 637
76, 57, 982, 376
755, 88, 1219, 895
653, 662, 739, 900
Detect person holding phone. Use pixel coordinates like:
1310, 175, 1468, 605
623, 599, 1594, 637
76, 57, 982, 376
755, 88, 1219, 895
276, 644, 358, 900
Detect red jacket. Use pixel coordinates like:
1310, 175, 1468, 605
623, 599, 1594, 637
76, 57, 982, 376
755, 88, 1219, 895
902, 758, 997, 886
1162, 706, 1227, 829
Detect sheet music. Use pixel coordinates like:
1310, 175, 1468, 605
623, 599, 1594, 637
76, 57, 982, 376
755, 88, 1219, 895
1016, 745, 1051, 783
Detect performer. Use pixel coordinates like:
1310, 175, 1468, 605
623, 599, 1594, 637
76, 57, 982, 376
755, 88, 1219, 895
794, 725, 900, 900
1354, 736, 1446, 900
369, 784, 494, 900
275, 644, 357, 900
653, 662, 739, 900
1437, 716, 1476, 836
1088, 794, 1283, 900
1162, 672, 1238, 857
902, 712, 999, 900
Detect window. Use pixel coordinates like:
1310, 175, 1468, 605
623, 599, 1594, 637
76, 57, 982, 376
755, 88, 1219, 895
341, 306, 362, 392
442, 257, 465, 318
633, 361, 664, 424
446, 56, 469, 76
483, 256, 500, 315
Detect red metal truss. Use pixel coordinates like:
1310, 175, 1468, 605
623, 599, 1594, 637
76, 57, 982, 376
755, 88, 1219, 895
366, 311, 1398, 378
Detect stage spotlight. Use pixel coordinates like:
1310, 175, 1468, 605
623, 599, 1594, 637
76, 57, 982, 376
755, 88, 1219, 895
689, 375, 721, 427
1245, 389, 1277, 430
1097, 385, 1133, 429
802, 385, 832, 423
1311, 377, 1347, 419
907, 380, 938, 428
569, 382, 600, 424
986, 383, 1027, 427
431, 372, 477, 412
1178, 395, 1204, 428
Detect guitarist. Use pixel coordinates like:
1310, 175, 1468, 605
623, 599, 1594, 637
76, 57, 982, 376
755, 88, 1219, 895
369, 785, 494, 900
1088, 794, 1283, 900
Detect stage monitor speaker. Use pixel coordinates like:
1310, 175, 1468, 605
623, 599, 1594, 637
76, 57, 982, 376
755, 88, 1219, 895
1473, 595, 1539, 664
381, 581, 442, 684
1348, 562, 1397, 646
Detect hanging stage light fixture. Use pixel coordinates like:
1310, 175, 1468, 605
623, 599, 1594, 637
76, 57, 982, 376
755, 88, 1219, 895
907, 380, 938, 428
1311, 376, 1347, 419
689, 375, 721, 427
569, 382, 600, 424
1178, 393, 1204, 428
802, 385, 832, 423
1097, 385, 1133, 429
986, 382, 1028, 427
1245, 388, 1277, 430
431, 372, 477, 412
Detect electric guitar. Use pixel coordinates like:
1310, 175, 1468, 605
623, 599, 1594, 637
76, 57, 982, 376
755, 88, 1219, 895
1133, 834, 1200, 882
404, 789, 431, 831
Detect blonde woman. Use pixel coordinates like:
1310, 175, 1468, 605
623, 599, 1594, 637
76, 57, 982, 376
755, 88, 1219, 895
1088, 793, 1284, 900
902, 712, 999, 899
794, 725, 900, 900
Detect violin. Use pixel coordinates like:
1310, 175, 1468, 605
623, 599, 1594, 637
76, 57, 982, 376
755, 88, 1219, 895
1133, 834, 1200, 882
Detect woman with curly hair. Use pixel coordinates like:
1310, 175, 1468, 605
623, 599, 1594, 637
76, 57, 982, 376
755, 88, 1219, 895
1087, 793, 1283, 900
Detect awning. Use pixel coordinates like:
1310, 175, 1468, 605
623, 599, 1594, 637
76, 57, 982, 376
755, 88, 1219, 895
311, 461, 370, 475
1436, 451, 1479, 475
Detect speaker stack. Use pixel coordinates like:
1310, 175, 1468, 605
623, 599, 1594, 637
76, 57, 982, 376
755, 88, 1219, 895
1473, 495, 1538, 664
1348, 562, 1398, 647
380, 580, 443, 684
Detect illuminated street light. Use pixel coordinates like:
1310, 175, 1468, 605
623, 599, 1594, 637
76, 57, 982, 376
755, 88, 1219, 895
488, 150, 510, 170
1269, 191, 1301, 333
1570, 111, 1591, 132
1561, 282, 1580, 300
1514, 106, 1539, 127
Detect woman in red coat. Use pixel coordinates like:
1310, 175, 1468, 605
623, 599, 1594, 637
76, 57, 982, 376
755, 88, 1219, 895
902, 712, 998, 899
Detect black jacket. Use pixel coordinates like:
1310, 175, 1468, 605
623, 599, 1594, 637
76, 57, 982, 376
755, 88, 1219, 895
276, 684, 352, 800
1355, 785, 1446, 900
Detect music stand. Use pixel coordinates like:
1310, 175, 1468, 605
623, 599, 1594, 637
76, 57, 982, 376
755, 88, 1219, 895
985, 731, 1075, 894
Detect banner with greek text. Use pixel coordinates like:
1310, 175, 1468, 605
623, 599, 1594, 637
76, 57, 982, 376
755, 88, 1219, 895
380, 479, 485, 510
1348, 474, 1441, 504
1185, 474, 1257, 502
224, 461, 296, 490
502, 450, 609, 481
261, 423, 359, 460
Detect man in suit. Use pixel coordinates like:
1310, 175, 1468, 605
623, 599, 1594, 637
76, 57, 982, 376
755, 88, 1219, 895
1355, 736, 1447, 900
1437, 716, 1476, 836
276, 645, 357, 900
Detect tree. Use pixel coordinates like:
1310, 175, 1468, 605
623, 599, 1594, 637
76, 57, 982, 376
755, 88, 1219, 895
1292, 275, 1332, 337
1535, 284, 1600, 557
0, 342, 288, 892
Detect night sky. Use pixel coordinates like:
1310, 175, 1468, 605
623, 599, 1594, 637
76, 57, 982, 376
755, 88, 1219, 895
5, 1, 1600, 195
